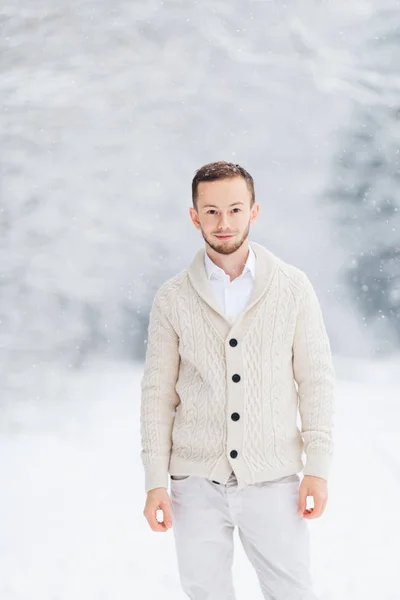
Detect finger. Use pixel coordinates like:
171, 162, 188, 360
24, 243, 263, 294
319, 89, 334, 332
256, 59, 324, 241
297, 489, 307, 516
312, 498, 323, 517
304, 500, 326, 519
144, 508, 169, 532
313, 492, 327, 517
159, 499, 173, 528
149, 511, 169, 532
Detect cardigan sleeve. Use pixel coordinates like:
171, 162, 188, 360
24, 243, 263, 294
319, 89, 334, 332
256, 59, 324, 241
292, 272, 335, 481
140, 287, 181, 493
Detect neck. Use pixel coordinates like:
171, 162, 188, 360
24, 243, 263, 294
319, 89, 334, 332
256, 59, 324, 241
206, 240, 250, 281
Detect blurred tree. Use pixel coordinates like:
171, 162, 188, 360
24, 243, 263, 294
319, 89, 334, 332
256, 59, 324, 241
325, 12, 400, 353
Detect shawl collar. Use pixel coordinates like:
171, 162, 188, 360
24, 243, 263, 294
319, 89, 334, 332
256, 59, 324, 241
186, 241, 279, 339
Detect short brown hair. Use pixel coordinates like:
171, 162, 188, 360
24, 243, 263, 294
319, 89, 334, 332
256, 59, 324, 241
192, 161, 255, 209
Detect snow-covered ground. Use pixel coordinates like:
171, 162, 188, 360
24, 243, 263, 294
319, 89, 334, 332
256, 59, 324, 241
1, 356, 399, 599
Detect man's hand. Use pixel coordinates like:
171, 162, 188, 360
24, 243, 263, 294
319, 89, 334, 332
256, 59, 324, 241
297, 475, 328, 519
143, 487, 173, 532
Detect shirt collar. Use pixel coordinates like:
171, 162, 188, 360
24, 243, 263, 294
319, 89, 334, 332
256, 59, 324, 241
204, 243, 256, 281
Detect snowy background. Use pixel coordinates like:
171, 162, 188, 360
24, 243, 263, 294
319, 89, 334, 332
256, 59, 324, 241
1, 0, 400, 598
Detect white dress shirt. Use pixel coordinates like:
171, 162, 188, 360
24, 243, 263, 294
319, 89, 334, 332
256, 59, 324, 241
204, 243, 256, 322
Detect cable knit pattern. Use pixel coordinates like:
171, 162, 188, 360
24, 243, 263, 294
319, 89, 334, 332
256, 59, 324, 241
140, 242, 335, 493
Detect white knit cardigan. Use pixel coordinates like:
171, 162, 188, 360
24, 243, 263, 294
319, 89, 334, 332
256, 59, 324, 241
140, 242, 335, 493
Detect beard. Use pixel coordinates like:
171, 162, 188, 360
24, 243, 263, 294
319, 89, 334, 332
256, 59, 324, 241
200, 220, 251, 255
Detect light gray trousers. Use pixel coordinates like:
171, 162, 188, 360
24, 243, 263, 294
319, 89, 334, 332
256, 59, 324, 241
170, 471, 319, 600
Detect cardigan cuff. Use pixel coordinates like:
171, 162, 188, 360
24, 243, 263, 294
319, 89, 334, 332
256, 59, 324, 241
144, 465, 169, 494
303, 452, 333, 481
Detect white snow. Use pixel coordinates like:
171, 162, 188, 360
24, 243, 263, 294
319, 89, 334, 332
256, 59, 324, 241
1, 356, 399, 599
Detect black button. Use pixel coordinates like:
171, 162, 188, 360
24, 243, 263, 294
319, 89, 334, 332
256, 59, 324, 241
229, 338, 238, 347
230, 450, 238, 458
231, 412, 240, 421
232, 374, 241, 383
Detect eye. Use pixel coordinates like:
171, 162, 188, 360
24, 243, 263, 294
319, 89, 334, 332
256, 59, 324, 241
232, 208, 241, 213
207, 210, 217, 215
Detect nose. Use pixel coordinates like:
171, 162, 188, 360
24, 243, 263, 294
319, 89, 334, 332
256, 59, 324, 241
217, 213, 230, 230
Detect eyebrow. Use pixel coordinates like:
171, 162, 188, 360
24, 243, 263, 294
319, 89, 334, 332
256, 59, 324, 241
202, 202, 245, 209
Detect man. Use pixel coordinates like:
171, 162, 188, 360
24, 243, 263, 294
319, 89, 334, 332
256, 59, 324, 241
140, 161, 335, 599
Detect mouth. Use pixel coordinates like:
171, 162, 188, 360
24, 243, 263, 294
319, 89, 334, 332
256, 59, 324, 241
215, 234, 234, 240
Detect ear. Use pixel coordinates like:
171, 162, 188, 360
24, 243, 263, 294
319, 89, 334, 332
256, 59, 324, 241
189, 207, 201, 229
250, 203, 260, 224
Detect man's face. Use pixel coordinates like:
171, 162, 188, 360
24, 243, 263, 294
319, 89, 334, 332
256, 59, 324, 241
190, 177, 260, 255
